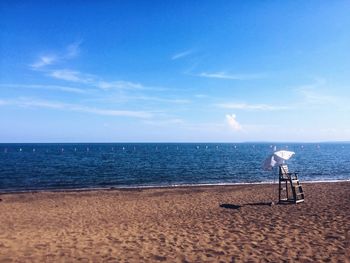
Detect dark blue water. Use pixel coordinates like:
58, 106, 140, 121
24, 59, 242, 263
0, 143, 349, 192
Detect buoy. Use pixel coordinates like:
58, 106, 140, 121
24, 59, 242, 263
19, 148, 22, 152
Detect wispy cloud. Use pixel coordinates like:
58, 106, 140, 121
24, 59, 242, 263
299, 88, 338, 105
143, 118, 185, 126
171, 49, 193, 60
127, 95, 191, 104
226, 114, 242, 131
296, 79, 339, 105
49, 69, 94, 83
47, 70, 166, 92
97, 80, 145, 90
292, 78, 350, 112
73, 106, 153, 119
0, 84, 87, 94
0, 98, 153, 119
30, 40, 82, 69
65, 40, 82, 58
30, 55, 57, 69
196, 72, 265, 80
30, 41, 166, 95
216, 102, 290, 111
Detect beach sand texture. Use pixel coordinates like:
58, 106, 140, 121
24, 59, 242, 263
0, 182, 349, 262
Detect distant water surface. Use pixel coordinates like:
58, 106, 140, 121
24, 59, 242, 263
0, 143, 349, 192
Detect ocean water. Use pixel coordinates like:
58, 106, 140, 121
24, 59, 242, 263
0, 143, 349, 192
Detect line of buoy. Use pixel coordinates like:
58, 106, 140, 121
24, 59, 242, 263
2, 144, 346, 154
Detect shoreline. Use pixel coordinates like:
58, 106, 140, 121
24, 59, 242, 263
1, 179, 349, 195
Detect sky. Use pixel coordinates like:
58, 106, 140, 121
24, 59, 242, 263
1, 0, 350, 142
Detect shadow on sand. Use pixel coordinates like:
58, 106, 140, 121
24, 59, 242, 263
219, 204, 241, 210
220, 202, 273, 210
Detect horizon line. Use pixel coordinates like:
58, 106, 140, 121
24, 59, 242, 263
0, 141, 350, 144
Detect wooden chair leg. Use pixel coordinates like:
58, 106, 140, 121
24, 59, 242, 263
279, 179, 281, 202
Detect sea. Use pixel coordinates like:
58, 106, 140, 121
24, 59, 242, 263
0, 143, 349, 192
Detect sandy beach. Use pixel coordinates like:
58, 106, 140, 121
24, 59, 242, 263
0, 182, 349, 262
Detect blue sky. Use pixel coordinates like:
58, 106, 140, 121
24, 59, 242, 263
1, 0, 350, 142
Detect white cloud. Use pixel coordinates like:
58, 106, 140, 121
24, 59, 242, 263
72, 106, 152, 118
65, 40, 82, 58
297, 83, 338, 105
0, 84, 87, 94
293, 78, 350, 111
226, 114, 242, 131
143, 118, 184, 126
217, 102, 289, 111
97, 80, 144, 90
171, 50, 193, 60
19, 99, 66, 109
49, 69, 94, 83
197, 72, 265, 80
127, 95, 191, 104
30, 55, 57, 69
0, 98, 153, 119
30, 41, 82, 69
46, 71, 163, 92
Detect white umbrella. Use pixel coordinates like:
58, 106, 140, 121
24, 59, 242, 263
262, 150, 296, 205
263, 150, 295, 171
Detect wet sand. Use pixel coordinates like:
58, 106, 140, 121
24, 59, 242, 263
0, 182, 349, 262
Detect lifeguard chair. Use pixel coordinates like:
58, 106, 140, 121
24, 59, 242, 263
279, 164, 304, 204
